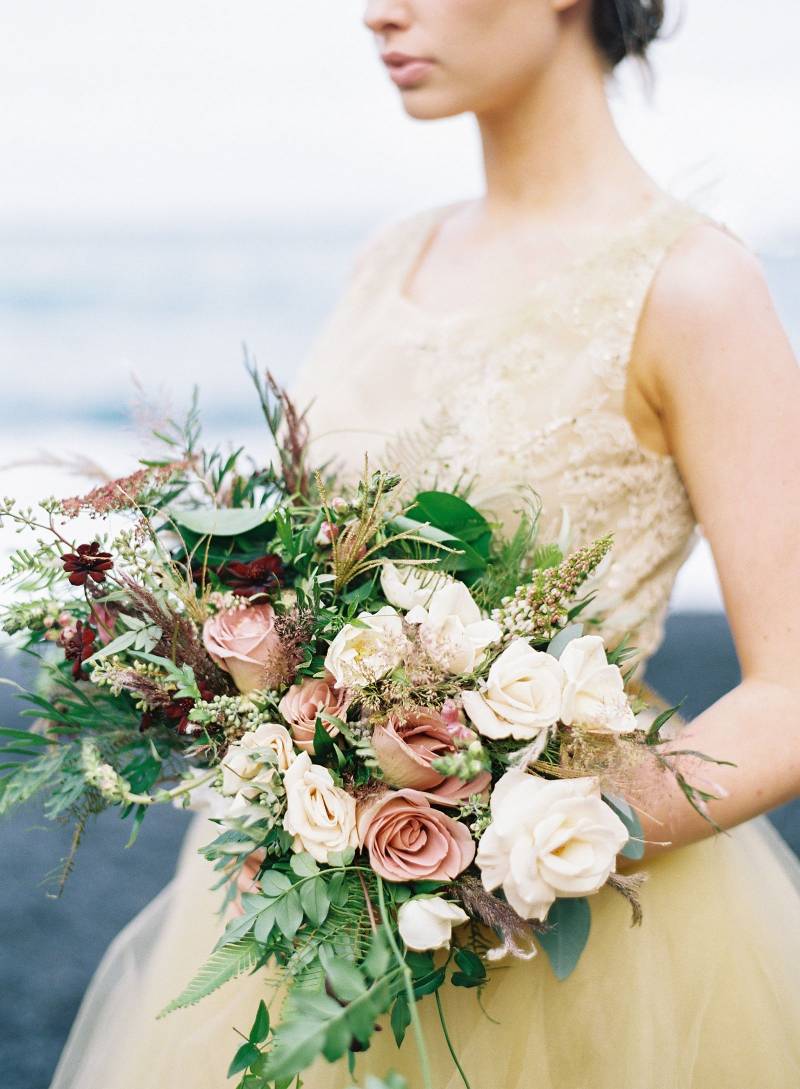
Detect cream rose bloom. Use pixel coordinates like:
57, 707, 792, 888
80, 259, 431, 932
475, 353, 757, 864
282, 751, 358, 863
397, 896, 469, 952
406, 581, 501, 674
559, 635, 636, 732
476, 769, 629, 921
379, 561, 454, 611
462, 639, 564, 742
324, 605, 406, 689
221, 722, 296, 798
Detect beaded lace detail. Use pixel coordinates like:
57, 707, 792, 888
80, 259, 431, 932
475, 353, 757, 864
290, 195, 722, 675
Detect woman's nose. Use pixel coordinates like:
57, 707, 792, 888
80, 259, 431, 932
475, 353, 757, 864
362, 1, 411, 34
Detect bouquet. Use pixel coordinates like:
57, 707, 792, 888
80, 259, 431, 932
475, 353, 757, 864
0, 368, 727, 1089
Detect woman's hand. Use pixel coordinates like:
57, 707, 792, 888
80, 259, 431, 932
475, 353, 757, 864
230, 848, 266, 917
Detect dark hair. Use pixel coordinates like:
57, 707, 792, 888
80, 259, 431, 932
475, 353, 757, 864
591, 0, 665, 67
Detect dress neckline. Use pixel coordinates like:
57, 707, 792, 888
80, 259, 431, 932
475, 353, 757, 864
390, 191, 685, 327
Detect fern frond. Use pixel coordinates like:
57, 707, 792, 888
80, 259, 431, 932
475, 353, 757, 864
158, 936, 263, 1017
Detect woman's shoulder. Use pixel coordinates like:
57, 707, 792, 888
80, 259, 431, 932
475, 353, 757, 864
641, 204, 775, 349
348, 201, 455, 282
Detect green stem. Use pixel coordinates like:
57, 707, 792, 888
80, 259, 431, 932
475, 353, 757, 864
434, 989, 472, 1089
375, 876, 434, 1089
123, 768, 217, 806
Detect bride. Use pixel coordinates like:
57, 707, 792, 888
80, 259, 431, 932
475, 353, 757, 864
51, 1, 800, 1087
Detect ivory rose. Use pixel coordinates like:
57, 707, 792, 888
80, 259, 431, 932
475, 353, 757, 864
406, 582, 501, 675
397, 896, 469, 952
379, 561, 453, 611
372, 707, 491, 799
278, 673, 350, 753
283, 752, 358, 863
324, 606, 406, 689
220, 722, 296, 823
357, 788, 475, 882
461, 639, 565, 743
559, 635, 636, 732
202, 603, 281, 693
221, 722, 296, 793
476, 769, 629, 921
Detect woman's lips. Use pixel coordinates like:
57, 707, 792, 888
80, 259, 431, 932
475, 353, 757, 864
385, 58, 435, 88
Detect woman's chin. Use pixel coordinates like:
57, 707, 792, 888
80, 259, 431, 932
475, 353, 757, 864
397, 90, 470, 121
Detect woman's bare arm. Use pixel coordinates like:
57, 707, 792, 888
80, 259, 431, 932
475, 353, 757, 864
624, 222, 800, 861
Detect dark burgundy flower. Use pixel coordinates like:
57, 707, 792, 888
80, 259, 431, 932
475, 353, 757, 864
61, 621, 98, 680
61, 542, 114, 586
147, 681, 216, 736
217, 554, 284, 598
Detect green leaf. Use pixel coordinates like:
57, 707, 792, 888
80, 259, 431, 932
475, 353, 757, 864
645, 699, 686, 745
407, 491, 492, 555
256, 1022, 327, 1083
227, 1041, 262, 1077
363, 927, 392, 981
84, 628, 139, 663
312, 717, 335, 762
603, 794, 645, 860
158, 937, 262, 1016
253, 905, 276, 944
0, 727, 51, 746
275, 889, 303, 940
249, 999, 270, 1044
390, 995, 411, 1047
537, 897, 591, 981
546, 622, 584, 659
327, 846, 355, 868
453, 947, 486, 986
322, 953, 367, 1002
290, 852, 320, 878
261, 870, 293, 898
168, 506, 271, 537
299, 878, 330, 927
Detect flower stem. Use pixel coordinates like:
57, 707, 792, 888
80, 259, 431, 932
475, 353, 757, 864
434, 989, 472, 1089
123, 768, 217, 806
376, 876, 434, 1089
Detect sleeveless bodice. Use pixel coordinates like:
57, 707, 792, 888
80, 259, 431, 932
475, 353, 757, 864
290, 194, 713, 674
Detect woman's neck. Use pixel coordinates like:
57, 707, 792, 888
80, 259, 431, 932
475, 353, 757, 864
473, 48, 657, 228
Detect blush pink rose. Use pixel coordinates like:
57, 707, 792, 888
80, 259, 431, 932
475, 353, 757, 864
202, 603, 281, 693
278, 673, 351, 753
372, 708, 491, 801
357, 788, 475, 882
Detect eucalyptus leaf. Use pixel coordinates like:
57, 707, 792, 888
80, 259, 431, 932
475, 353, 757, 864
290, 852, 320, 878
546, 622, 585, 659
604, 795, 645, 860
168, 506, 271, 537
537, 897, 591, 981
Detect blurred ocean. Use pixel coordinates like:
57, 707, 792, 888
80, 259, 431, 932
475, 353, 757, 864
1, 225, 798, 611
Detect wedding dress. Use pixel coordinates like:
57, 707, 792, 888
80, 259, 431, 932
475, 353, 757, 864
50, 191, 800, 1089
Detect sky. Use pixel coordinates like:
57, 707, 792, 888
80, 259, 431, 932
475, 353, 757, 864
1, 1, 799, 249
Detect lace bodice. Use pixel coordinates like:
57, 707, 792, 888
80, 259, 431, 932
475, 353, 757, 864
289, 193, 719, 675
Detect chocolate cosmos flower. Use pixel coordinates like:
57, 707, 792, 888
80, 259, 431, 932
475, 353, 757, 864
61, 542, 114, 586
61, 621, 98, 680
219, 555, 284, 598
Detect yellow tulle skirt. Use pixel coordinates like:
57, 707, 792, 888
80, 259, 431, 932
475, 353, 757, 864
50, 804, 800, 1089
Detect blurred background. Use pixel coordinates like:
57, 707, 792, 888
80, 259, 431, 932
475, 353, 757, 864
0, 2, 798, 1086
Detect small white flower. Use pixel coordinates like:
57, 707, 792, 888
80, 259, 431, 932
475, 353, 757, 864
462, 639, 564, 742
282, 752, 358, 863
406, 581, 501, 675
476, 769, 629, 921
379, 561, 454, 611
324, 605, 406, 688
397, 895, 469, 952
220, 722, 297, 800
559, 635, 635, 732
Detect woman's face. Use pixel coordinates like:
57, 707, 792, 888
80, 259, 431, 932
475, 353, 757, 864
362, 0, 567, 120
